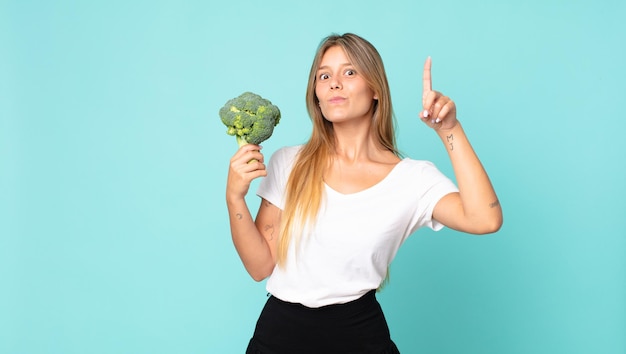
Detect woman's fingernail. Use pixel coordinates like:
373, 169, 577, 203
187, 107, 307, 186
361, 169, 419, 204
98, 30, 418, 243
431, 119, 435, 124
423, 110, 429, 118
435, 118, 441, 123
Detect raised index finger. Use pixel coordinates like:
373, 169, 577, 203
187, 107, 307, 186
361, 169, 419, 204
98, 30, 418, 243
422, 56, 432, 101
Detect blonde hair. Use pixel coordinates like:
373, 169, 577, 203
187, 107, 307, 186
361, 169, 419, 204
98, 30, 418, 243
277, 33, 399, 266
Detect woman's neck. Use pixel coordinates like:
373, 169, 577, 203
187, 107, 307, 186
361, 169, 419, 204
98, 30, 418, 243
332, 121, 382, 163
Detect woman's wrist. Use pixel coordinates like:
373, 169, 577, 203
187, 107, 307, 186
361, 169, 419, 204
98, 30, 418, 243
435, 121, 464, 151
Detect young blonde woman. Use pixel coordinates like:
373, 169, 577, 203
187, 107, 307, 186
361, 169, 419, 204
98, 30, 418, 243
226, 33, 502, 354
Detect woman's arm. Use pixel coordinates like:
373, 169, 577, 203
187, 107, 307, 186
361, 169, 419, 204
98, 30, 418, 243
226, 144, 278, 280
420, 57, 503, 234
430, 123, 502, 234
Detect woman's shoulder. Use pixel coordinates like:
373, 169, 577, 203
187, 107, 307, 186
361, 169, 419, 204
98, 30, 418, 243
274, 144, 303, 155
271, 144, 303, 160
398, 156, 437, 169
395, 157, 447, 179
267, 145, 304, 167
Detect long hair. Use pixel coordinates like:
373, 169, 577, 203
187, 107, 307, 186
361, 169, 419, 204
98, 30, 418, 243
277, 33, 398, 266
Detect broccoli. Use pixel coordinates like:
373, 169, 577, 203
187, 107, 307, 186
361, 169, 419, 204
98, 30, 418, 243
219, 91, 281, 149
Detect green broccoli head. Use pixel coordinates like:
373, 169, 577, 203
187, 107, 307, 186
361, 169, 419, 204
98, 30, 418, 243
219, 91, 281, 147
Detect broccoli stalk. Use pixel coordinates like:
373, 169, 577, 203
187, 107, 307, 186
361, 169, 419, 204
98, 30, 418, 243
219, 92, 281, 162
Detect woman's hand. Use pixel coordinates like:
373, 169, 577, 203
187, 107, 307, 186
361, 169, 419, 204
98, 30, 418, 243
419, 57, 458, 131
226, 144, 266, 201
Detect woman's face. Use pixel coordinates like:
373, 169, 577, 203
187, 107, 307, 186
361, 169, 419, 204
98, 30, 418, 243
315, 46, 377, 124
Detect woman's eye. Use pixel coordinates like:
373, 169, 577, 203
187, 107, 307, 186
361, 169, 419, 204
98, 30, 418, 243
345, 69, 355, 76
319, 73, 330, 80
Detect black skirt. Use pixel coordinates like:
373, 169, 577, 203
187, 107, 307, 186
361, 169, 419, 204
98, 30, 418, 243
246, 290, 400, 354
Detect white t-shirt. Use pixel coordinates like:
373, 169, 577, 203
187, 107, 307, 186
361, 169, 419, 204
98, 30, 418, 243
256, 145, 458, 308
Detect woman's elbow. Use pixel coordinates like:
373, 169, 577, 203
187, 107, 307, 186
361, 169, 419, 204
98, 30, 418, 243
248, 264, 274, 282
474, 214, 503, 235
250, 272, 269, 282
480, 220, 502, 234
250, 273, 268, 282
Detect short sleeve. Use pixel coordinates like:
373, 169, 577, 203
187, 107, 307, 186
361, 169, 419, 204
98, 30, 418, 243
256, 146, 301, 210
407, 160, 459, 234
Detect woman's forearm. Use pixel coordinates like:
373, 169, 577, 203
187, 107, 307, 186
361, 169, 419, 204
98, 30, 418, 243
227, 196, 275, 281
437, 123, 503, 233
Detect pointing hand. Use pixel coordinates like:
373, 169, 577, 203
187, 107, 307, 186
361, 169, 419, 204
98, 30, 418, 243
420, 57, 458, 131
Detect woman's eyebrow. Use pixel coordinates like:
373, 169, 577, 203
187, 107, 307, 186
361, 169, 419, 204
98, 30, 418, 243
317, 63, 352, 71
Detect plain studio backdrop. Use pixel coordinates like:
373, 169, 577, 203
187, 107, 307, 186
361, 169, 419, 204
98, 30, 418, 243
1, 0, 624, 353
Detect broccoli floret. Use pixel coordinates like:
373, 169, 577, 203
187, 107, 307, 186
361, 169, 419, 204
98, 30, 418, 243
219, 91, 281, 147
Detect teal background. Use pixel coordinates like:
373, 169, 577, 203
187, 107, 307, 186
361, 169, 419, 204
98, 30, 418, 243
1, 0, 624, 353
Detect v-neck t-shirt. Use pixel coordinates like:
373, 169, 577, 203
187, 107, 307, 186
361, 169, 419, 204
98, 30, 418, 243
257, 145, 458, 308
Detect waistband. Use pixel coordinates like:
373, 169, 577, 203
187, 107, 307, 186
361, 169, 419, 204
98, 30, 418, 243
267, 289, 378, 319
